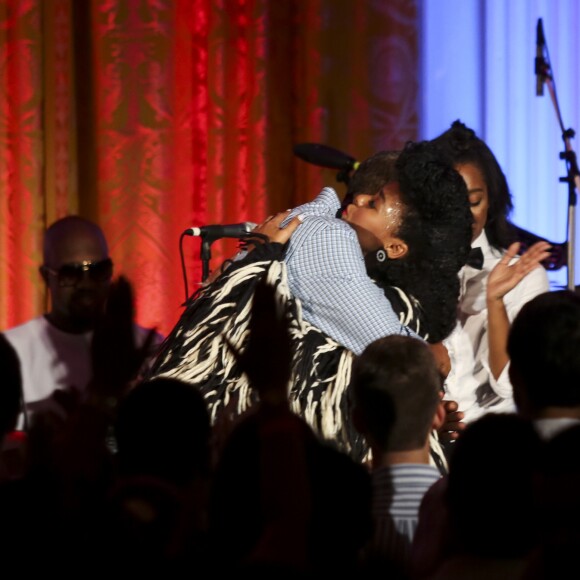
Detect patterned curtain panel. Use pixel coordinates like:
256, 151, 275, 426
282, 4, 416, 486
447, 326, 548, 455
0, 0, 418, 335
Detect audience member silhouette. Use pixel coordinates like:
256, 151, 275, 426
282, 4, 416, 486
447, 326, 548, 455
523, 424, 580, 579
104, 376, 212, 574
0, 334, 25, 481
412, 413, 542, 579
507, 289, 580, 439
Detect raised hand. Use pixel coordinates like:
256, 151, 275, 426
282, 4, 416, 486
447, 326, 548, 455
486, 240, 551, 382
226, 277, 293, 405
91, 275, 157, 402
487, 241, 551, 302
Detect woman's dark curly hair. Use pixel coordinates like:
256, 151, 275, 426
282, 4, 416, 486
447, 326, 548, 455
431, 120, 515, 250
364, 140, 473, 343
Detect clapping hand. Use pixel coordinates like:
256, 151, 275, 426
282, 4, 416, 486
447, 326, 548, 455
487, 241, 551, 303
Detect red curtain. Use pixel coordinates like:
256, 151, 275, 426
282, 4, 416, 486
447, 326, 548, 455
0, 0, 419, 336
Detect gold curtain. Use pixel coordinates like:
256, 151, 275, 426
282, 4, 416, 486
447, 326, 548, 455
0, 0, 418, 336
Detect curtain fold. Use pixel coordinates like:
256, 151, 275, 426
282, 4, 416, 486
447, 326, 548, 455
0, 1, 46, 324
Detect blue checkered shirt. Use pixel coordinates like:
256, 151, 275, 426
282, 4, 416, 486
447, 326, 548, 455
283, 187, 416, 354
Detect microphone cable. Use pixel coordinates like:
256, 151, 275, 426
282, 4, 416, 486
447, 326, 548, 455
179, 230, 190, 305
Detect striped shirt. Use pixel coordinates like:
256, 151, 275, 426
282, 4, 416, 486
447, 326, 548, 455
284, 187, 416, 355
368, 463, 441, 571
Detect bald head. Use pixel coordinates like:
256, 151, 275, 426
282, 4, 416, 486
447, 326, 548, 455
43, 216, 109, 268
42, 216, 112, 333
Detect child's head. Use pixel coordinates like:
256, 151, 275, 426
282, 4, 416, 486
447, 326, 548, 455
349, 335, 443, 453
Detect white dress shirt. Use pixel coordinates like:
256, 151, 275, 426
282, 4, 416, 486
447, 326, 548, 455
443, 231, 550, 424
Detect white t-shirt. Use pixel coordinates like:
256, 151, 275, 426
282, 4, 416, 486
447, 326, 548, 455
443, 231, 550, 424
3, 316, 163, 427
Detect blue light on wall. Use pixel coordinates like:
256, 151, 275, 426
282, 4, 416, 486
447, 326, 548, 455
420, 0, 580, 289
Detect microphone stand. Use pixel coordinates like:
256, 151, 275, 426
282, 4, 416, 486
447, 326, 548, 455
200, 238, 212, 283
559, 131, 579, 291
538, 30, 579, 291
179, 232, 211, 303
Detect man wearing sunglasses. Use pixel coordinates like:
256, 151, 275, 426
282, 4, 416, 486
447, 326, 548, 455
2, 216, 162, 429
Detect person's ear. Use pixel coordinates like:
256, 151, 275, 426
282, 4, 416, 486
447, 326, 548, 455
385, 238, 408, 260
432, 401, 446, 431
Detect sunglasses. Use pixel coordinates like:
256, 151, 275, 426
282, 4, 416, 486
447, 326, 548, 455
41, 258, 114, 287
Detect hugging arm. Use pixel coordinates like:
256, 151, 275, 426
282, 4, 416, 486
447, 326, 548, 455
204, 211, 303, 286
290, 226, 416, 355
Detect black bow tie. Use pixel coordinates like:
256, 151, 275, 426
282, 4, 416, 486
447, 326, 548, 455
466, 247, 484, 269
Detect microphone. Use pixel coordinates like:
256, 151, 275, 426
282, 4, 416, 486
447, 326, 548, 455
184, 222, 257, 241
535, 18, 546, 96
293, 143, 360, 172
